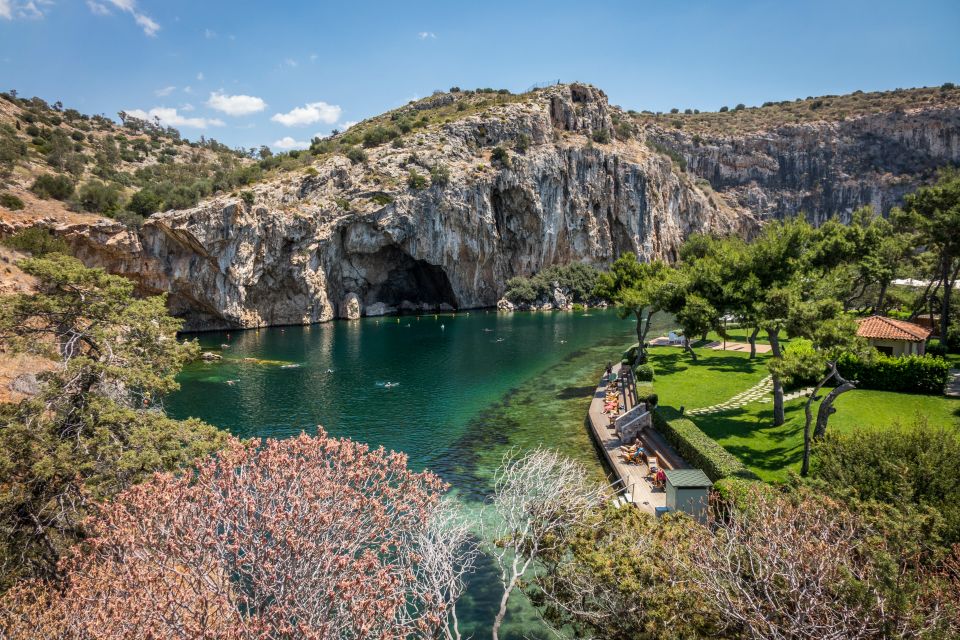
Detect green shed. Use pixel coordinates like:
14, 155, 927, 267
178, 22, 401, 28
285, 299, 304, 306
665, 469, 712, 524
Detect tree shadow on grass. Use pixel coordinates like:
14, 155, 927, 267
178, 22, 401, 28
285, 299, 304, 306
651, 348, 762, 377
692, 403, 805, 476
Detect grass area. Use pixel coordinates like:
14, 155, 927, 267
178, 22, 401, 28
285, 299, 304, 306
646, 345, 770, 410
647, 346, 960, 482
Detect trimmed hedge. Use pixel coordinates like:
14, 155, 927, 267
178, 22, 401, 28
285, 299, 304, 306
634, 363, 655, 381
837, 352, 949, 394
652, 410, 759, 483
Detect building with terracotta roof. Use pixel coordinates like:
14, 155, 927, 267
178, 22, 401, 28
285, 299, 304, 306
856, 315, 932, 356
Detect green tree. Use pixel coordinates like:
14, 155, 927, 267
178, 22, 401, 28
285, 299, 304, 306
127, 188, 162, 217
893, 170, 960, 338
0, 255, 226, 587
77, 180, 120, 213
594, 254, 670, 365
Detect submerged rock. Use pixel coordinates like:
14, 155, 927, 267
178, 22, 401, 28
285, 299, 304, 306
201, 352, 222, 361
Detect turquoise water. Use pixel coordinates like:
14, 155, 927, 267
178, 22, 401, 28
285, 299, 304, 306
168, 309, 671, 637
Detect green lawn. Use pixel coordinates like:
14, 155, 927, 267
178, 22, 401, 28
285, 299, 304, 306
647, 346, 960, 482
646, 345, 770, 410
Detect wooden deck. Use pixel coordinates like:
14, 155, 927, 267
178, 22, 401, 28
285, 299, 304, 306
586, 364, 687, 513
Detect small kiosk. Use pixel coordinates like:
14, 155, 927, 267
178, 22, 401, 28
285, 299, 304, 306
664, 469, 712, 523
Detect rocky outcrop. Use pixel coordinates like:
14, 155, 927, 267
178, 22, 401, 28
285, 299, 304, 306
645, 107, 960, 223
56, 85, 751, 330
41, 84, 960, 330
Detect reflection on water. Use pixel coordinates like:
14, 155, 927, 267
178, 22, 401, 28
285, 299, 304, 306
169, 309, 676, 636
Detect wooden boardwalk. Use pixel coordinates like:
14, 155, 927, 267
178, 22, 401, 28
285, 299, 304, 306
586, 364, 688, 514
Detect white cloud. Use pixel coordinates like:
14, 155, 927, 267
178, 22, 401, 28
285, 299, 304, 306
2, 0, 52, 19
418, 31, 436, 39
206, 91, 266, 116
338, 120, 358, 130
179, 102, 195, 112
86, 0, 109, 15
88, 0, 159, 36
204, 27, 216, 39
154, 85, 176, 97
283, 58, 297, 68
271, 101, 342, 127
182, 85, 193, 94
126, 107, 224, 129
196, 71, 204, 81
309, 53, 318, 62
272, 136, 309, 150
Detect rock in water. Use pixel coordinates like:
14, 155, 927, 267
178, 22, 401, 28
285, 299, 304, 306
342, 292, 361, 320
364, 302, 397, 317
201, 352, 222, 361
497, 298, 515, 312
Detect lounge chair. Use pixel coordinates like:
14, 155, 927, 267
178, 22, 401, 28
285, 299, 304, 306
667, 331, 682, 345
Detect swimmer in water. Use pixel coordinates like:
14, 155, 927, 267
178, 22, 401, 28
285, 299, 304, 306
440, 324, 445, 330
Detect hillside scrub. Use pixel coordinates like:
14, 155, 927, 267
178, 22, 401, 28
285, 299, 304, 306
504, 263, 602, 305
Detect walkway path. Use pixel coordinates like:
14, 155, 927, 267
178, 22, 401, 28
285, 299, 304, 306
648, 336, 771, 354
686, 376, 816, 416
947, 369, 960, 398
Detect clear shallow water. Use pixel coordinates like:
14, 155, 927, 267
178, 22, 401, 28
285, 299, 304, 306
168, 309, 673, 637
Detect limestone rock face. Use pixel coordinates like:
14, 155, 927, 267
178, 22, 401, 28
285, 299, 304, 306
49, 83, 959, 331
645, 107, 960, 222
341, 292, 361, 319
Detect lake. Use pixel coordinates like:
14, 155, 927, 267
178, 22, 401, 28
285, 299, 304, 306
168, 308, 674, 637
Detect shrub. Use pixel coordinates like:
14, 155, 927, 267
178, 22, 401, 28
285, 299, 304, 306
2, 226, 68, 256
344, 146, 367, 165
128, 188, 162, 216
718, 106, 729, 113
836, 352, 949, 394
514, 133, 530, 153
30, 173, 75, 200
926, 338, 947, 357
70, 130, 85, 142
491, 146, 510, 166
622, 344, 639, 364
652, 410, 759, 482
240, 191, 255, 207
111, 210, 145, 229
406, 169, 427, 190
77, 180, 120, 213
334, 197, 351, 210
303, 166, 318, 176
429, 164, 450, 187
591, 128, 611, 144
361, 125, 399, 148
946, 322, 960, 352
634, 363, 655, 381
0, 192, 24, 210
504, 276, 537, 303
370, 193, 393, 206
637, 390, 658, 408
734, 103, 746, 111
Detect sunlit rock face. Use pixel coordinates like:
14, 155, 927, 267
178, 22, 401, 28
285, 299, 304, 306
56, 84, 959, 329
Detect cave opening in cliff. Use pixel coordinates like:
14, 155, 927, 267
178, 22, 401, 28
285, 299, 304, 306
362, 248, 458, 311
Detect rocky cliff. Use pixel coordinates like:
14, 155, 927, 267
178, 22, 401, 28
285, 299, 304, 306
58, 85, 751, 329
643, 90, 960, 223
11, 83, 960, 330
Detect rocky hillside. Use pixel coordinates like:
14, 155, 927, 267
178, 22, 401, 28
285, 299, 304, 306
2, 83, 959, 330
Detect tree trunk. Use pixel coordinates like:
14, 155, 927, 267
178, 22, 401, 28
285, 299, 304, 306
874, 280, 889, 315
634, 310, 656, 365
942, 257, 952, 340
684, 337, 698, 362
814, 372, 856, 440
769, 329, 784, 426
748, 326, 760, 359
800, 363, 837, 476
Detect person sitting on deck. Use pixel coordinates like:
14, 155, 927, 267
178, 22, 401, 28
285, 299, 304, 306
605, 362, 613, 381
653, 468, 666, 489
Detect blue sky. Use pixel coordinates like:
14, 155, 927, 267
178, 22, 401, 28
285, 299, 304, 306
1, 0, 958, 151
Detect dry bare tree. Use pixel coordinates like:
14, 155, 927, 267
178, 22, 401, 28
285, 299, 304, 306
485, 447, 609, 640
0, 430, 479, 639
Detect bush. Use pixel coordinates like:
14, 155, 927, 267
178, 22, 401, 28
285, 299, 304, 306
128, 188, 162, 216
633, 363, 655, 381
718, 106, 729, 113
30, 173, 75, 200
652, 410, 759, 482
926, 338, 947, 357
514, 133, 530, 153
2, 226, 68, 256
836, 352, 949, 394
0, 192, 24, 210
344, 146, 367, 165
334, 197, 351, 211
429, 164, 450, 187
622, 344, 639, 364
491, 146, 510, 166
240, 191, 255, 207
946, 323, 960, 352
370, 193, 393, 206
111, 210, 145, 229
406, 169, 427, 190
591, 128, 611, 144
636, 391, 658, 408
361, 125, 399, 148
78, 180, 120, 213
